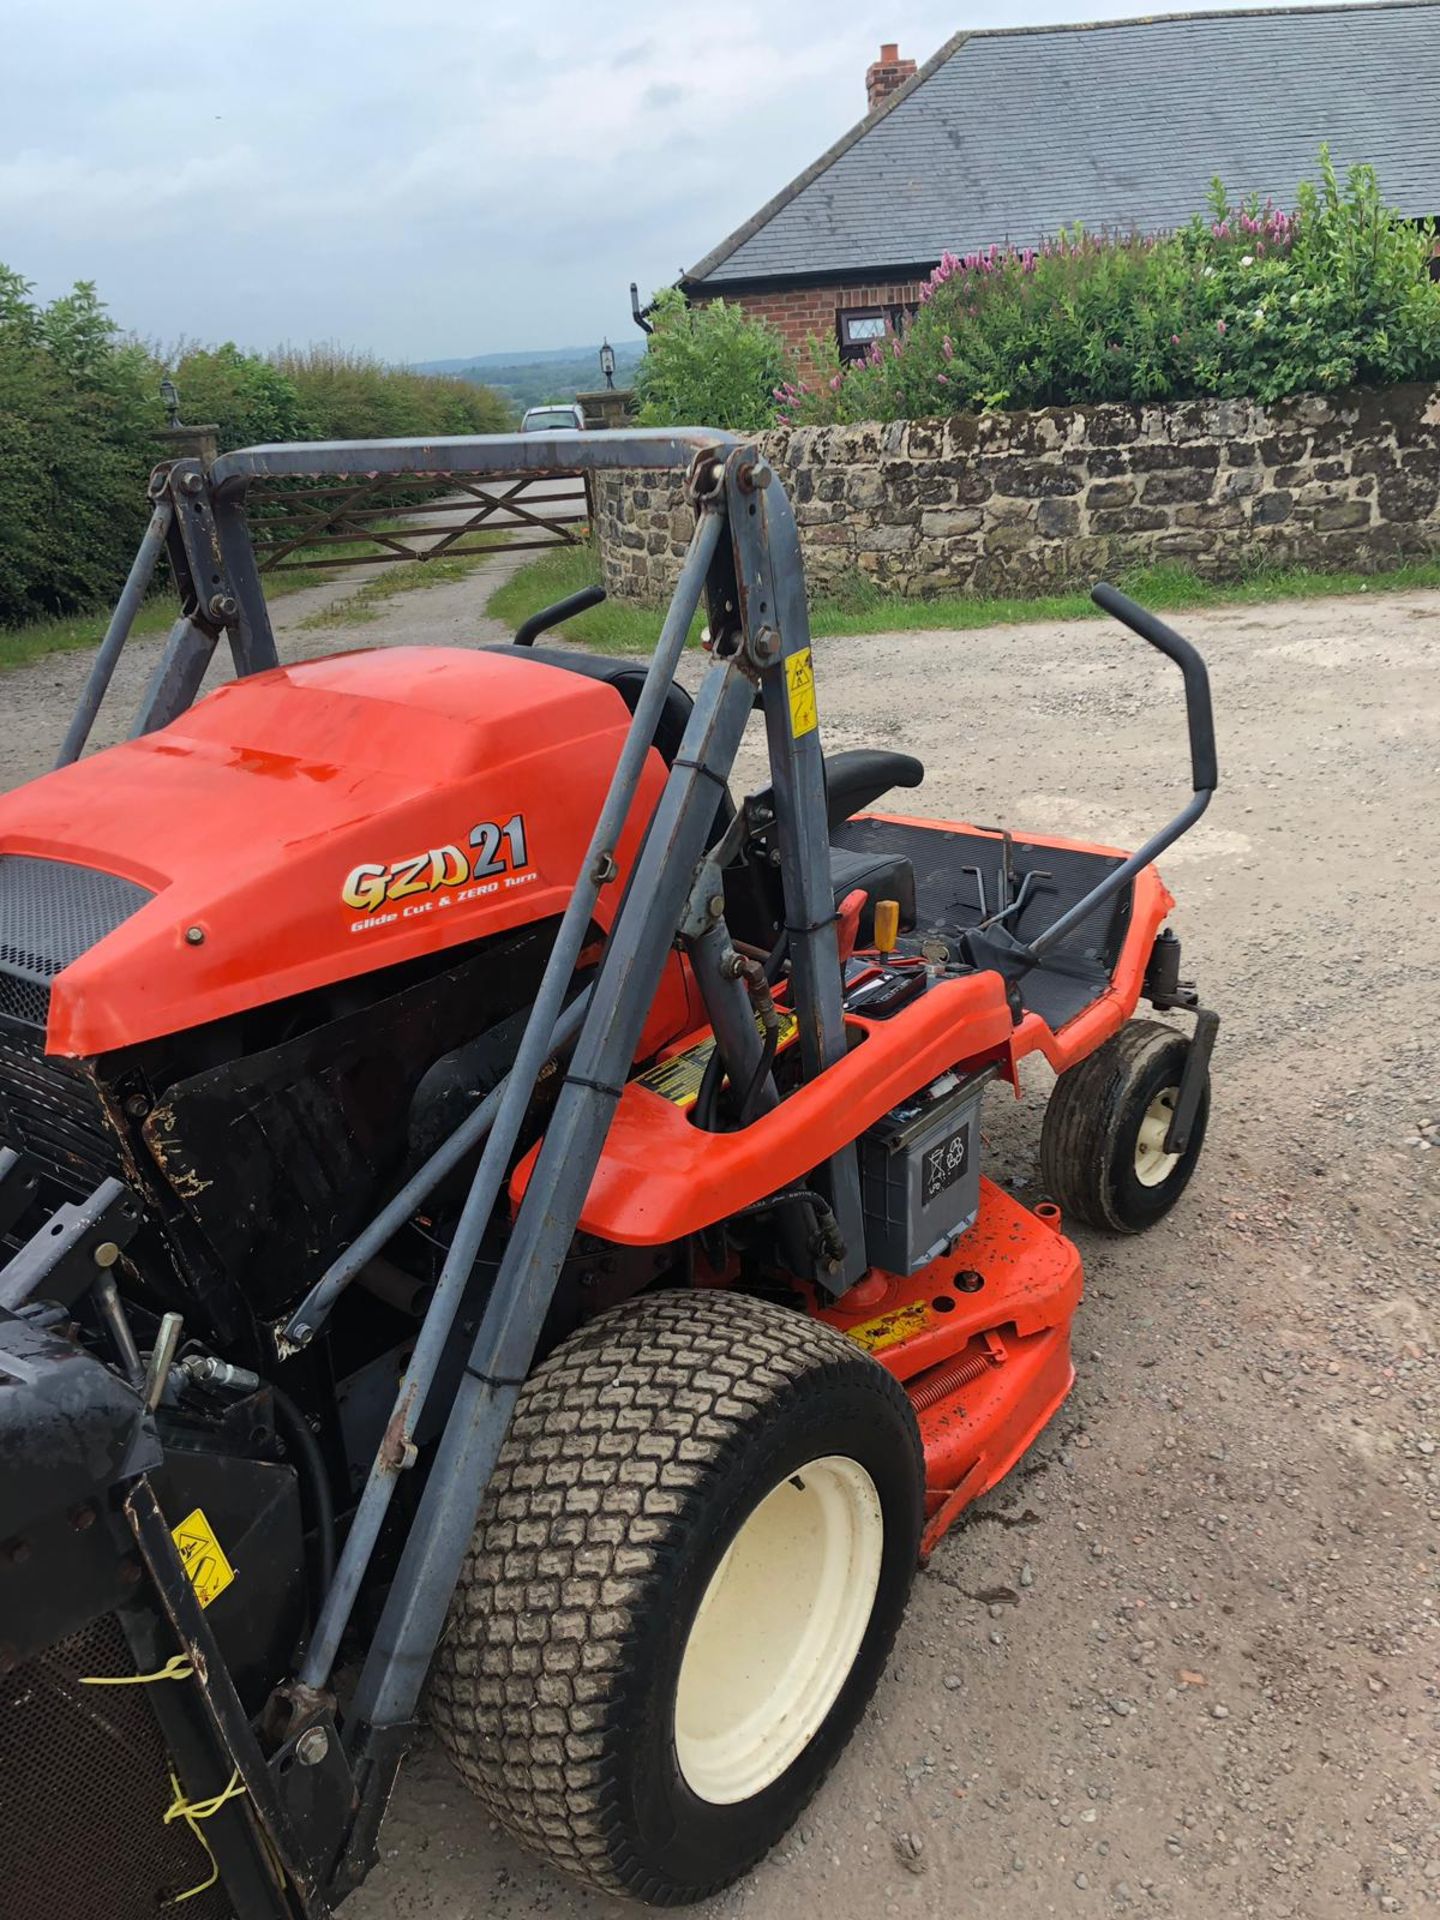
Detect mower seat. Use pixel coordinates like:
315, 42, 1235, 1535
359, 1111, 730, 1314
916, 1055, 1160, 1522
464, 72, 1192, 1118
829, 845, 917, 945
492, 644, 922, 945
822, 750, 925, 835
482, 644, 696, 765
724, 749, 924, 951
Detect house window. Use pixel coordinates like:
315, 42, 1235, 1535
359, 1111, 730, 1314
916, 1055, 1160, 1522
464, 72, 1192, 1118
837, 308, 888, 361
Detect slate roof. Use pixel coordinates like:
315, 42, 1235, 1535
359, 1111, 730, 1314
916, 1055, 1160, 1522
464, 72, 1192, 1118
685, 2, 1440, 287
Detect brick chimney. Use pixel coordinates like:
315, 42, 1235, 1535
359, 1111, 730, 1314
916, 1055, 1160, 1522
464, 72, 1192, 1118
866, 42, 917, 113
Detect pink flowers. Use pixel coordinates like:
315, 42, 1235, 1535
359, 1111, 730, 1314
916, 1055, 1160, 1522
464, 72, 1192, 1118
942, 334, 954, 360
1216, 319, 1227, 334
1207, 194, 1297, 259
1171, 333, 1182, 345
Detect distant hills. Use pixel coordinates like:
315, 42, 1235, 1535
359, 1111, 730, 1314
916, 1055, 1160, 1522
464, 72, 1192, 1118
415, 340, 645, 413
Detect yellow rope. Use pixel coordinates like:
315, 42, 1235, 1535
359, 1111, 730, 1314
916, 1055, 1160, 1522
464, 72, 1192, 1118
77, 1653, 195, 1686
162, 1767, 247, 1905
75, 1653, 248, 1903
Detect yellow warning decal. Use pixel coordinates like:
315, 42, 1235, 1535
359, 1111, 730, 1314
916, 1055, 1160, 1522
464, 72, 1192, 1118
843, 1300, 932, 1355
785, 648, 819, 738
171, 1507, 236, 1610
635, 1011, 800, 1110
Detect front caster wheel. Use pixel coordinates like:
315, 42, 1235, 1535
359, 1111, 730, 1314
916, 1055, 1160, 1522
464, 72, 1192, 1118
1040, 1017, 1209, 1232
428, 1290, 923, 1904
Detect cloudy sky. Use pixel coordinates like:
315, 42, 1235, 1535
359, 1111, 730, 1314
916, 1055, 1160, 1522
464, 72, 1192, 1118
1, 0, 1338, 365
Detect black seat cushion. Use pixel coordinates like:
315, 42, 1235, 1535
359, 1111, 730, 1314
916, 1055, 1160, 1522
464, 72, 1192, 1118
829, 847, 917, 946
482, 644, 694, 764
724, 846, 918, 952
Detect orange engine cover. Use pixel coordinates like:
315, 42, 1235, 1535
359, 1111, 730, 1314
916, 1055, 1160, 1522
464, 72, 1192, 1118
0, 646, 674, 1057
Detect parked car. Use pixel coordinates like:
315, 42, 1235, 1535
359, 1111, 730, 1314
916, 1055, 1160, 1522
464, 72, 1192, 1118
521, 402, 585, 431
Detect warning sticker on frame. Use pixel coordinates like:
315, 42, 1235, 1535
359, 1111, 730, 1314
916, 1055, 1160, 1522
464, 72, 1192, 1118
843, 1300, 932, 1355
784, 649, 819, 738
171, 1507, 237, 1610
634, 1012, 800, 1110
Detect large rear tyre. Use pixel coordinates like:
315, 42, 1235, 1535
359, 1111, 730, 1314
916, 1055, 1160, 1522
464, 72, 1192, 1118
428, 1290, 923, 1904
1039, 1017, 1209, 1232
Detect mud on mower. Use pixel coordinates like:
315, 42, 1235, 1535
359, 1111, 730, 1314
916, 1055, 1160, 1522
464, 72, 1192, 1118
0, 431, 1218, 1914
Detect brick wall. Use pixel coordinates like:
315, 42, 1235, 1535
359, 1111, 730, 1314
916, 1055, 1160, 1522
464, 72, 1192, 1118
705, 280, 931, 374
594, 384, 1440, 605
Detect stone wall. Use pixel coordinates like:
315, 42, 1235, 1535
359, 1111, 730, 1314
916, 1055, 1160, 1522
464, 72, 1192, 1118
594, 384, 1440, 606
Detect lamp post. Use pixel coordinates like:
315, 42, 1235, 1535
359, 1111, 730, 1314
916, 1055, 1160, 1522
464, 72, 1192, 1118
155, 375, 219, 466
599, 339, 616, 390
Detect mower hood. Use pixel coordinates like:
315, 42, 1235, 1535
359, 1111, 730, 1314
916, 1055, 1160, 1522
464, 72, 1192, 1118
0, 646, 665, 1057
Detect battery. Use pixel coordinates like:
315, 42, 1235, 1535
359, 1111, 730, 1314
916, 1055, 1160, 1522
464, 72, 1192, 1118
859, 1069, 987, 1274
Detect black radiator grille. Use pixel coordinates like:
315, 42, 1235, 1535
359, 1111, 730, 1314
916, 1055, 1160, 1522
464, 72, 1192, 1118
0, 852, 153, 1032
0, 1612, 234, 1920
0, 1020, 122, 1197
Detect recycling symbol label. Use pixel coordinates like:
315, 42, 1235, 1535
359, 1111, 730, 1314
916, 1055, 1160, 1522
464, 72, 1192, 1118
922, 1123, 970, 1203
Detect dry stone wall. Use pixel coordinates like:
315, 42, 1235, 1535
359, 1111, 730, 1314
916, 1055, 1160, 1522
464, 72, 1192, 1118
594, 385, 1440, 604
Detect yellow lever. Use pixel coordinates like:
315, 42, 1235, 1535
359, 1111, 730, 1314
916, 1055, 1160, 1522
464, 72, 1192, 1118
874, 898, 900, 954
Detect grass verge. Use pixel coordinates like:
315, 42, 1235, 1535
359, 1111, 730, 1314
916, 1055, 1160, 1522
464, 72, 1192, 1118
486, 542, 1440, 654
486, 543, 706, 651
0, 599, 179, 675
0, 561, 333, 676
0, 517, 498, 672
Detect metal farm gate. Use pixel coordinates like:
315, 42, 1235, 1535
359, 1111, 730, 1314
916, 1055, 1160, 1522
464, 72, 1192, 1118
245, 467, 591, 575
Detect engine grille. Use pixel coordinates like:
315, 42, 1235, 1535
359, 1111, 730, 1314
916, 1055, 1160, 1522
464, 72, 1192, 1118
0, 1612, 234, 1920
0, 853, 153, 1031
0, 1020, 121, 1200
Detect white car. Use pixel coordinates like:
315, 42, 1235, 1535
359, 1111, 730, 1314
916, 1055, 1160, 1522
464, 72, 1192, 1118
520, 403, 585, 432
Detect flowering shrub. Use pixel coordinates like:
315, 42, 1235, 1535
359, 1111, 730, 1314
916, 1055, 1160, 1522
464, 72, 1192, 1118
635, 288, 794, 433
783, 151, 1440, 425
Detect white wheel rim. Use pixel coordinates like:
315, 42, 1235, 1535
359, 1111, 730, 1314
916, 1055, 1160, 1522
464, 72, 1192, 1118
673, 1454, 884, 1806
1134, 1085, 1182, 1186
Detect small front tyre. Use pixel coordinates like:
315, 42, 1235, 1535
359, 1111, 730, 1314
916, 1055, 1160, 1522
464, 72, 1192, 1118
428, 1290, 923, 1904
1039, 1017, 1209, 1232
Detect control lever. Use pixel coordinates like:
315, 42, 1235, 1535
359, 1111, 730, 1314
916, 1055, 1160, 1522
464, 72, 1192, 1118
1026, 585, 1218, 960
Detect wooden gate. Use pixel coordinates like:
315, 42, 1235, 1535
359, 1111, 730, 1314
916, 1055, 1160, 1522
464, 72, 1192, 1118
246, 468, 590, 575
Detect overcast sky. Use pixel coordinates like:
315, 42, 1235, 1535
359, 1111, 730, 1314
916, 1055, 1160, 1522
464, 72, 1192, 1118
1, 0, 1340, 365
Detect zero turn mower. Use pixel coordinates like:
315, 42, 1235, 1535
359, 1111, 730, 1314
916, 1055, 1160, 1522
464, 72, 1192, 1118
0, 430, 1217, 1913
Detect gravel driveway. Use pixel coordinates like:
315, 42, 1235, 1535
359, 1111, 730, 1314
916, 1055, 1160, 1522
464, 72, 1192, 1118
3, 567, 1437, 1920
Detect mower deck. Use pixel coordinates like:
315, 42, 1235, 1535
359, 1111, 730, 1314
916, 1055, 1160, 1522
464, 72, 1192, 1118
817, 1176, 1081, 1555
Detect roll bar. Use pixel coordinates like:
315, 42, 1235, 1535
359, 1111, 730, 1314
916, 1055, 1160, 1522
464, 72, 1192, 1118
208, 428, 737, 490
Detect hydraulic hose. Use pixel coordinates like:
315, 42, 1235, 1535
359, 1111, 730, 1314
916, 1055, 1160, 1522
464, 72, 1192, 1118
270, 1384, 337, 1603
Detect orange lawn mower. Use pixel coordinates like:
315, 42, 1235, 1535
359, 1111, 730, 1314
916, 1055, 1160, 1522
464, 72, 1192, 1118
0, 429, 1217, 1913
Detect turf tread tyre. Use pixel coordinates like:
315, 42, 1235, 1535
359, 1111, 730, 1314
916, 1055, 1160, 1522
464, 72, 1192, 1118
427, 1289, 922, 1903
1039, 1017, 1208, 1232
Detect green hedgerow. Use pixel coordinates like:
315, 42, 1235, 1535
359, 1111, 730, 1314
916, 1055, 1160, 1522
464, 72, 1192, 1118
785, 149, 1440, 425
0, 267, 512, 631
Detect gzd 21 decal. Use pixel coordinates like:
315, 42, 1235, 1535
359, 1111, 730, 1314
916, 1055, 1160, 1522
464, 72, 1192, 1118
342, 814, 535, 931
